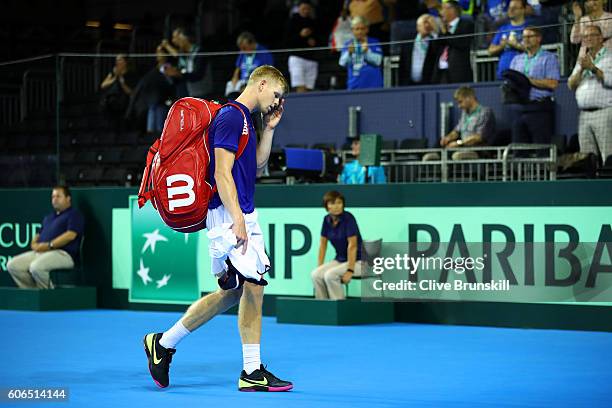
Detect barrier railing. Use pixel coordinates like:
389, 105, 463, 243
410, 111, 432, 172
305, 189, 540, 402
342, 144, 557, 183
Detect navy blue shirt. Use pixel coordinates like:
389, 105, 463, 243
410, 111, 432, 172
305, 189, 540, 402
38, 207, 84, 260
321, 211, 362, 262
208, 101, 257, 214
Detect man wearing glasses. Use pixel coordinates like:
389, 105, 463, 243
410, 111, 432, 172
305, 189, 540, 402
508, 26, 560, 145
568, 25, 612, 164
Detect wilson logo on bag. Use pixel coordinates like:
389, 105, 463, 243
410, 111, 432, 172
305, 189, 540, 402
137, 97, 249, 233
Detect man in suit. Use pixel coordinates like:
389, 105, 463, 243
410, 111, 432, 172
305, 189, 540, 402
432, 0, 474, 84
402, 13, 439, 85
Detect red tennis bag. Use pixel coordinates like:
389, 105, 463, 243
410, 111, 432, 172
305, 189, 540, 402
137, 97, 248, 233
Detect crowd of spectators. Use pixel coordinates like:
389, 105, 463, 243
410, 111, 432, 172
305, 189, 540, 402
94, 0, 610, 173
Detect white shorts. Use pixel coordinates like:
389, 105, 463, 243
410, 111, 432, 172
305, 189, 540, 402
288, 55, 318, 90
206, 206, 270, 281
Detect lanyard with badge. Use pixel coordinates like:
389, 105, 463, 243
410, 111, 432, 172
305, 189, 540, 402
461, 105, 481, 136
243, 53, 256, 76
352, 39, 366, 76
523, 49, 542, 76
416, 34, 428, 52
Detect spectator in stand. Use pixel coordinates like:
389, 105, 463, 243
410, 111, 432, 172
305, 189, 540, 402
285, 0, 320, 92
226, 32, 274, 96
475, 0, 509, 49
340, 137, 386, 183
424, 0, 443, 17
348, 0, 392, 42
456, 0, 477, 17
387, 0, 429, 57
159, 26, 211, 98
99, 54, 138, 129
423, 86, 496, 160
127, 43, 179, 134
488, 0, 529, 79
571, 0, 612, 58
568, 25, 612, 164
407, 14, 439, 85
6, 186, 84, 289
339, 16, 384, 89
432, 0, 474, 84
509, 26, 559, 144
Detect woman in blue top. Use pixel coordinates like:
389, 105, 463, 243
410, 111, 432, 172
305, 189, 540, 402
339, 16, 383, 90
311, 191, 363, 300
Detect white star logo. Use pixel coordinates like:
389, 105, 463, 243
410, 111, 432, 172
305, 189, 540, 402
156, 274, 172, 289
136, 258, 152, 285
142, 229, 168, 254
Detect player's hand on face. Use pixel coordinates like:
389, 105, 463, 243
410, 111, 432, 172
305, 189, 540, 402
264, 97, 285, 130
232, 219, 249, 255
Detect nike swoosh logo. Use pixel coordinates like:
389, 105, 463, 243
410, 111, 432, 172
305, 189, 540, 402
152, 336, 162, 365
244, 377, 268, 386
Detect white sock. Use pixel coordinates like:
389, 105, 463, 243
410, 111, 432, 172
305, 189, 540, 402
242, 344, 261, 375
159, 320, 190, 349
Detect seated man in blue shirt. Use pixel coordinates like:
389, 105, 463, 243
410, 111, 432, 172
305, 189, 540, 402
488, 0, 529, 79
7, 186, 84, 289
227, 32, 274, 96
339, 16, 384, 90
509, 26, 559, 144
340, 138, 386, 184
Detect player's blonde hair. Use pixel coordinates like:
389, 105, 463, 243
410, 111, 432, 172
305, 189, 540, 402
248, 65, 289, 94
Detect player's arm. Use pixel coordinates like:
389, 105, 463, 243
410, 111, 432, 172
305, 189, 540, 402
256, 99, 285, 177
317, 236, 328, 267
256, 124, 275, 177
215, 147, 248, 252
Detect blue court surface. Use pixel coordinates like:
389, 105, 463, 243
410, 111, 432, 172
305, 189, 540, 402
2, 309, 611, 408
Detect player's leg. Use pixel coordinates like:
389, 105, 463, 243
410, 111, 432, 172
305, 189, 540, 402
143, 287, 243, 388
237, 281, 293, 392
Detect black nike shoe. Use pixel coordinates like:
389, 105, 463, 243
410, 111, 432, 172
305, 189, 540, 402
238, 364, 293, 392
143, 333, 176, 388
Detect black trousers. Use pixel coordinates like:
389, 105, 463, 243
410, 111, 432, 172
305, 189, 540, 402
511, 99, 556, 144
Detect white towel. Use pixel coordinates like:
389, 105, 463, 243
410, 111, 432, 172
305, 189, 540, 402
206, 207, 270, 281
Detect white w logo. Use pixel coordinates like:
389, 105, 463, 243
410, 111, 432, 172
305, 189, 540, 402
166, 174, 195, 211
